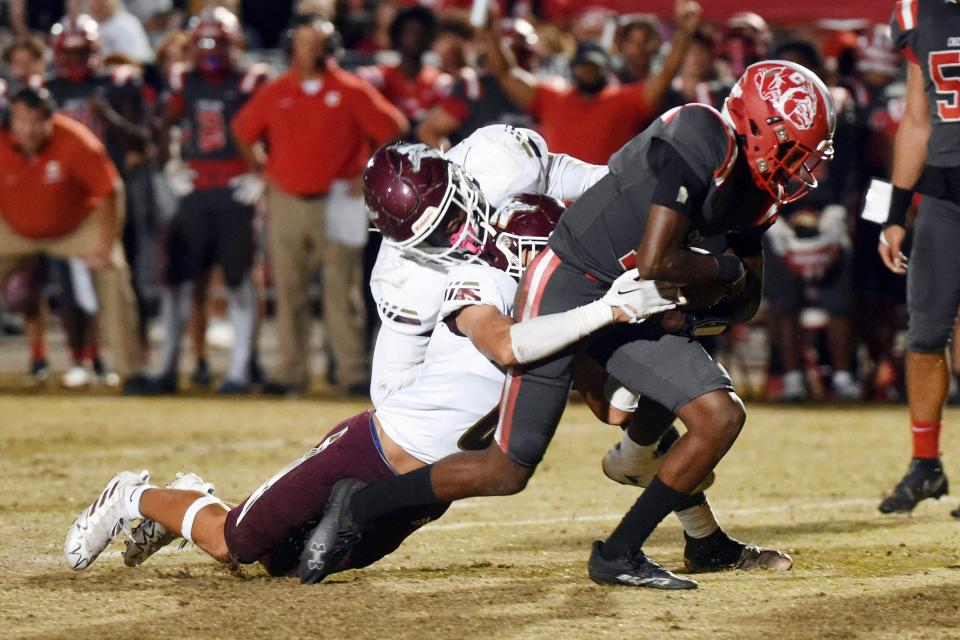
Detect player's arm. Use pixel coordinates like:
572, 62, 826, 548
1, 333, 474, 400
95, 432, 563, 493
635, 141, 743, 285
642, 0, 701, 112
455, 277, 682, 367
479, 23, 536, 111
545, 152, 609, 200
91, 90, 150, 149
879, 60, 929, 274
416, 105, 461, 148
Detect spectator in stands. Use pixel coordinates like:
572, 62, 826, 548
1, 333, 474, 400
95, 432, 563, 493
2, 36, 46, 89
0, 87, 141, 379
89, 0, 154, 63
232, 15, 407, 396
613, 14, 663, 85
483, 0, 702, 164
432, 17, 472, 76
356, 5, 450, 131
417, 17, 536, 149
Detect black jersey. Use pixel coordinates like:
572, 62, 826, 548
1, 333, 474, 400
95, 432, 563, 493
548, 104, 775, 282
891, 0, 960, 168
168, 65, 269, 188
46, 65, 146, 168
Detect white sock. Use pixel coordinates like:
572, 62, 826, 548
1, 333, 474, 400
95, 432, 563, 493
619, 429, 655, 459
121, 484, 153, 519
833, 370, 853, 385
675, 500, 720, 539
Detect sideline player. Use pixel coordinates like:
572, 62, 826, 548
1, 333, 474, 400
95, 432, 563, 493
877, 0, 960, 516
303, 61, 836, 589
63, 195, 679, 573
123, 8, 269, 395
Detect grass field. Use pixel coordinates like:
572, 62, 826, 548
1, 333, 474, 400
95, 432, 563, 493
1, 397, 959, 639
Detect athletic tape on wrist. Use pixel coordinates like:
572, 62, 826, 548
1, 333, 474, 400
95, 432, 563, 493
181, 495, 227, 543
510, 300, 613, 364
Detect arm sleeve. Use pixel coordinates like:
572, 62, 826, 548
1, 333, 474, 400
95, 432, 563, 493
352, 82, 409, 146
545, 152, 609, 201
890, 1, 920, 64
647, 139, 709, 217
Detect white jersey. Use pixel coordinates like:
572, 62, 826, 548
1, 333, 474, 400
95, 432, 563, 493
369, 125, 608, 406
376, 263, 517, 464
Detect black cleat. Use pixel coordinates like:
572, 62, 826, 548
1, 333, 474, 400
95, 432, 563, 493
683, 529, 793, 572
878, 458, 949, 514
299, 478, 367, 584
588, 541, 697, 590
121, 373, 177, 396
952, 505, 960, 519
191, 359, 212, 388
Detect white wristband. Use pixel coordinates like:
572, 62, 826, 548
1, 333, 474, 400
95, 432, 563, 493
509, 300, 614, 364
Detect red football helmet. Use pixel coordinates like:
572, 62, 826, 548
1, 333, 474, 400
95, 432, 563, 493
51, 15, 99, 82
364, 143, 494, 266
724, 60, 836, 209
188, 7, 243, 76
484, 193, 565, 278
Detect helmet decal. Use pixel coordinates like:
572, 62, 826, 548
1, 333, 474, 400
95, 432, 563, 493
754, 65, 818, 130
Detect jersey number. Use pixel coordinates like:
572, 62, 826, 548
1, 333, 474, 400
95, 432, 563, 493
196, 106, 227, 153
929, 50, 960, 121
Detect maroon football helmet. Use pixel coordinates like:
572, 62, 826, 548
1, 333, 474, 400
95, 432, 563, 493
51, 15, 99, 83
483, 193, 565, 278
364, 143, 494, 266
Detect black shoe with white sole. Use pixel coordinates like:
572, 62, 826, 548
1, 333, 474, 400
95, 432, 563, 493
299, 478, 367, 584
588, 540, 697, 590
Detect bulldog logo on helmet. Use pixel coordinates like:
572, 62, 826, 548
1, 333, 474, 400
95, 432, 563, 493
754, 66, 817, 130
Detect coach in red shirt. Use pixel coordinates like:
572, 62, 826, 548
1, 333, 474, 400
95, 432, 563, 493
484, 0, 702, 165
232, 15, 408, 396
0, 87, 140, 376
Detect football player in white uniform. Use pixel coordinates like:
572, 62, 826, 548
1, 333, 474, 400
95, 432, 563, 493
63, 194, 678, 576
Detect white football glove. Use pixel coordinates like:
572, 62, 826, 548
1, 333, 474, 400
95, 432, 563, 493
163, 159, 197, 198
602, 269, 685, 323
228, 172, 266, 206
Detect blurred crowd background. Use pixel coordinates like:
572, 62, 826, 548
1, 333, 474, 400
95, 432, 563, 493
0, 0, 948, 404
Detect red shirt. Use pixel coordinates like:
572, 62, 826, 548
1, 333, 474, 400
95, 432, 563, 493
232, 62, 408, 196
0, 114, 119, 239
530, 81, 653, 165
357, 64, 452, 124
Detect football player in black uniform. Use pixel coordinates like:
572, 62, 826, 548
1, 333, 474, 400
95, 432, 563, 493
878, 0, 960, 516
302, 61, 836, 589
123, 8, 269, 395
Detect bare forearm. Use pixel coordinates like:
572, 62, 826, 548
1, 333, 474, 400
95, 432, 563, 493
637, 246, 719, 283
645, 29, 693, 110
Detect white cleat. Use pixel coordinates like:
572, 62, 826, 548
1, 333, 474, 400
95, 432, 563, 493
62, 365, 92, 389
64, 470, 150, 570
602, 435, 715, 494
123, 472, 215, 567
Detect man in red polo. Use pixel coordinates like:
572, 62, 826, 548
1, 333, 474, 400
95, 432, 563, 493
484, 0, 702, 165
232, 15, 407, 396
0, 87, 140, 376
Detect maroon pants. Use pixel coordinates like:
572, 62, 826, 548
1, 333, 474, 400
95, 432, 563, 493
224, 409, 449, 576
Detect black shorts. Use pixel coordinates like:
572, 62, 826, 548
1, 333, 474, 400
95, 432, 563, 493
763, 244, 853, 316
164, 187, 254, 288
223, 410, 448, 575
494, 249, 733, 468
907, 196, 960, 353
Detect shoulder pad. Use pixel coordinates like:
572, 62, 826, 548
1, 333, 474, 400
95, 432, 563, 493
657, 104, 738, 187
438, 265, 509, 321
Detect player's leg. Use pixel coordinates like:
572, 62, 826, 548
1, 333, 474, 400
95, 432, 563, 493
212, 188, 256, 393
298, 250, 592, 583
880, 196, 960, 513
189, 270, 212, 387
763, 244, 807, 401
820, 249, 860, 400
